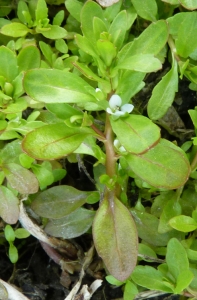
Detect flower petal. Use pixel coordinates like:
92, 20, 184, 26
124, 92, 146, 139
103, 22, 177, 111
121, 104, 134, 113
109, 95, 122, 109
106, 108, 113, 114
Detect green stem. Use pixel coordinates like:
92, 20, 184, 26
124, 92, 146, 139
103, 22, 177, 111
104, 113, 116, 178
168, 35, 181, 62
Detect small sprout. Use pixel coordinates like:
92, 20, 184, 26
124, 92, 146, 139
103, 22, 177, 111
106, 95, 134, 118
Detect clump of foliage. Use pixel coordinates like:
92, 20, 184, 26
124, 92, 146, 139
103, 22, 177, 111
1, 0, 197, 298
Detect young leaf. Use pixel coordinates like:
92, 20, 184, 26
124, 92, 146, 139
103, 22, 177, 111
179, 0, 197, 10
175, 270, 194, 294
93, 195, 138, 281
31, 185, 90, 218
22, 123, 95, 160
169, 215, 197, 232
17, 46, 41, 72
24, 69, 97, 104
65, 0, 83, 22
44, 208, 95, 238
110, 114, 160, 154
118, 20, 168, 63
53, 10, 64, 26
2, 163, 39, 194
126, 139, 190, 189
166, 238, 189, 280
131, 265, 173, 292
176, 12, 197, 57
40, 25, 67, 39
0, 188, 19, 224
0, 46, 18, 82
108, 10, 128, 50
4, 225, 15, 242
147, 59, 178, 120
115, 54, 162, 73
9, 243, 18, 263
1, 23, 30, 37
131, 0, 158, 21
14, 228, 30, 239
35, 0, 48, 22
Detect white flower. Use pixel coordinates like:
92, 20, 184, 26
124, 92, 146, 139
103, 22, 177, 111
106, 94, 134, 117
114, 139, 127, 153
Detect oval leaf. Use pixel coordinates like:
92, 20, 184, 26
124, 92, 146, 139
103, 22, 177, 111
93, 195, 138, 281
180, 0, 197, 10
45, 208, 95, 238
126, 139, 190, 189
131, 0, 158, 21
1, 23, 29, 37
23, 69, 97, 104
31, 185, 90, 219
110, 115, 160, 154
0, 46, 18, 82
3, 163, 39, 194
17, 46, 41, 72
169, 215, 197, 232
0, 186, 19, 224
147, 59, 178, 120
22, 123, 94, 160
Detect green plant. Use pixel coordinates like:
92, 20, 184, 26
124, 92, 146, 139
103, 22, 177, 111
1, 0, 197, 298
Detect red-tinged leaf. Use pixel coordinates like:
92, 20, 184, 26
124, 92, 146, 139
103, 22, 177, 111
126, 139, 190, 189
22, 123, 95, 160
0, 186, 19, 224
93, 194, 138, 281
3, 163, 39, 194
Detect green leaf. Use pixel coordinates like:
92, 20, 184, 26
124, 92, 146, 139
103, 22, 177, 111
115, 54, 161, 73
24, 69, 97, 104
53, 10, 64, 26
0, 46, 18, 82
14, 228, 30, 239
124, 281, 138, 300
147, 59, 178, 120
131, 265, 173, 292
118, 20, 168, 63
105, 275, 124, 286
179, 0, 197, 9
44, 207, 95, 238
3, 163, 39, 194
31, 185, 90, 218
138, 243, 157, 261
40, 25, 67, 39
93, 196, 138, 281
65, 0, 83, 22
169, 215, 197, 232
75, 34, 99, 58
158, 198, 182, 233
17, 0, 30, 24
166, 238, 189, 280
80, 1, 104, 45
126, 139, 190, 189
93, 17, 108, 41
55, 39, 68, 54
176, 12, 197, 57
35, 0, 48, 21
22, 123, 94, 160
131, 0, 158, 21
0, 187, 19, 224
46, 103, 82, 120
131, 209, 183, 246
110, 114, 160, 154
175, 270, 194, 294
31, 163, 54, 190
97, 39, 116, 67
4, 225, 15, 242
1, 23, 30, 37
9, 243, 18, 263
108, 10, 128, 50
17, 46, 41, 72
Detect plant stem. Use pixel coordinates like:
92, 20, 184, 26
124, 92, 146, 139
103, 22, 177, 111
104, 113, 116, 178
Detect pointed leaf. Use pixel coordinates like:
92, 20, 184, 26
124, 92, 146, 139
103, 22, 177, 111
110, 115, 160, 154
131, 266, 174, 293
108, 10, 128, 49
22, 123, 94, 160
31, 185, 90, 218
166, 238, 189, 280
93, 196, 138, 281
3, 163, 39, 194
147, 60, 178, 120
0, 46, 18, 82
1, 23, 30, 37
118, 20, 168, 63
0, 186, 19, 224
45, 207, 95, 238
24, 69, 97, 104
35, 0, 48, 21
126, 139, 190, 189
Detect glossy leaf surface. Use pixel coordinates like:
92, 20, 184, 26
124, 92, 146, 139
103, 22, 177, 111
31, 185, 90, 219
126, 139, 190, 189
169, 215, 197, 232
110, 115, 160, 154
24, 69, 97, 104
93, 195, 138, 281
45, 208, 95, 238
22, 123, 95, 160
